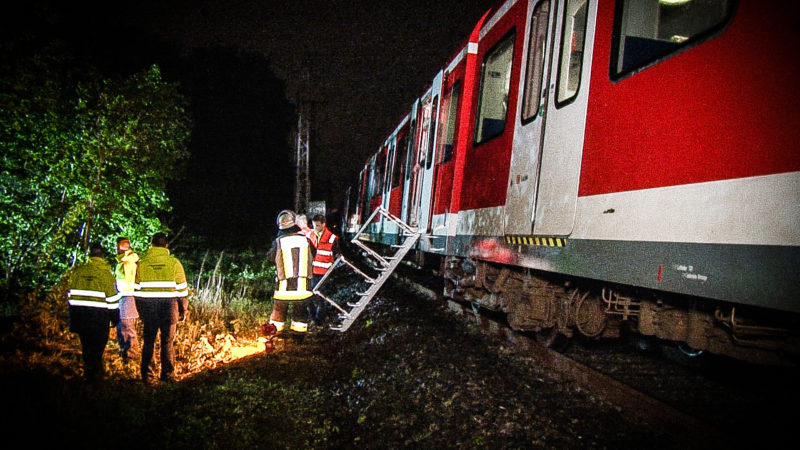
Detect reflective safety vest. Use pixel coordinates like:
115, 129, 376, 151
68, 257, 120, 309
115, 249, 139, 296
312, 227, 338, 276
273, 233, 313, 301
134, 247, 188, 298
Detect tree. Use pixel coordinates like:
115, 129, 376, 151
0, 44, 191, 298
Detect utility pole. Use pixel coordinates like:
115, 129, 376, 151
294, 106, 310, 214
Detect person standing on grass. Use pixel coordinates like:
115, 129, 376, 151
67, 242, 120, 382
114, 237, 140, 364
134, 232, 188, 384
267, 210, 314, 343
307, 214, 339, 325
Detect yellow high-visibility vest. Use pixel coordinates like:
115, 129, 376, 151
273, 233, 313, 301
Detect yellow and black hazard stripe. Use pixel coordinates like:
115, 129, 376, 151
505, 235, 568, 247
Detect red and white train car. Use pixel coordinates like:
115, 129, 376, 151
349, 0, 800, 363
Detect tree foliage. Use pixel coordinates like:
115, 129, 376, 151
1, 44, 191, 297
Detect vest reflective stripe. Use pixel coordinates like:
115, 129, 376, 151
134, 281, 189, 298
290, 321, 308, 333
274, 278, 312, 300
68, 289, 121, 306
68, 299, 120, 309
69, 289, 106, 299
317, 249, 333, 256
312, 260, 333, 270
269, 320, 285, 332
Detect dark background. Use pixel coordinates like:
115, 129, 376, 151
2, 0, 497, 248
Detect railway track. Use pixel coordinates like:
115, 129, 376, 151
442, 298, 735, 447
324, 247, 797, 445
390, 263, 797, 449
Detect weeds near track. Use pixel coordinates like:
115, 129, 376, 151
1, 249, 277, 380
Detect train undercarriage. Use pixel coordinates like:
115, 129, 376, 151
439, 255, 800, 366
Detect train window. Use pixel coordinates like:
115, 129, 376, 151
522, 0, 551, 123
611, 0, 734, 80
556, 0, 589, 106
438, 82, 461, 164
474, 30, 515, 145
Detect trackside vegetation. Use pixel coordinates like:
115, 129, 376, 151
1, 42, 191, 302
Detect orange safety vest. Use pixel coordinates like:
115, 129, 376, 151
312, 227, 338, 276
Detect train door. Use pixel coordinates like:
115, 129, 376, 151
388, 119, 409, 219
401, 100, 419, 225
430, 68, 464, 235
504, 0, 556, 234
505, 0, 595, 236
380, 133, 402, 237
402, 80, 442, 230
416, 71, 444, 233
356, 167, 368, 229
535, 0, 595, 236
375, 143, 390, 234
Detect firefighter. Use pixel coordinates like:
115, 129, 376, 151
267, 210, 314, 342
114, 237, 140, 363
134, 232, 188, 384
67, 242, 120, 382
308, 214, 339, 325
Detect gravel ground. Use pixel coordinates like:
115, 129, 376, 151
307, 278, 686, 449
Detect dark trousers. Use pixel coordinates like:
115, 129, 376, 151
270, 298, 311, 334
136, 297, 178, 381
69, 306, 111, 381
306, 277, 328, 325
78, 326, 110, 381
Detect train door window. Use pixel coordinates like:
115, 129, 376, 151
522, 0, 551, 122
392, 134, 407, 189
366, 156, 377, 199
474, 31, 516, 144
425, 96, 439, 169
375, 149, 386, 194
405, 117, 417, 182
555, 0, 589, 106
438, 82, 461, 164
611, 0, 734, 80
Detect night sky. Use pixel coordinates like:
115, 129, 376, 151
3, 0, 497, 248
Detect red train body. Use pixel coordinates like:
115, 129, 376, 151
347, 0, 800, 364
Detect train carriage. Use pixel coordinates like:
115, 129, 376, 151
349, 0, 800, 364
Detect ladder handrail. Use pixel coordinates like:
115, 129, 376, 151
313, 213, 420, 332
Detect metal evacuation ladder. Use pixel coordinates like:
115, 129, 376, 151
313, 207, 420, 332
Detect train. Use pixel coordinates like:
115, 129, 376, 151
342, 0, 800, 365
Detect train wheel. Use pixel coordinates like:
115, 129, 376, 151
677, 342, 704, 358
536, 327, 570, 352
